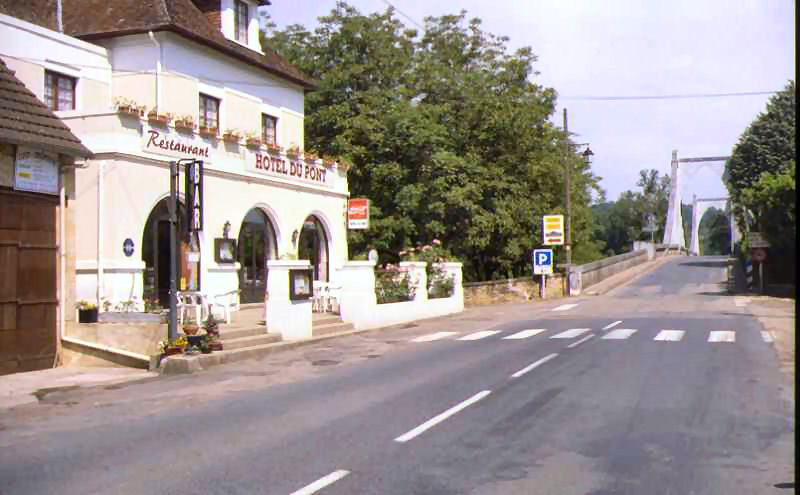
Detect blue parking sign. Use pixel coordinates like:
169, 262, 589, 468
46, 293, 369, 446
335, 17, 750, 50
532, 249, 553, 275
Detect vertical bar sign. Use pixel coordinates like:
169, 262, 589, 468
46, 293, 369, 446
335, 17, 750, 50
347, 198, 369, 229
185, 160, 204, 231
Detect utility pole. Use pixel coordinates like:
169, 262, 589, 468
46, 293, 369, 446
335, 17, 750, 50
563, 108, 572, 269
168, 161, 178, 343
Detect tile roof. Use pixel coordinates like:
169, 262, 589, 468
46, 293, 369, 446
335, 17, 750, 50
0, 59, 91, 157
60, 0, 315, 90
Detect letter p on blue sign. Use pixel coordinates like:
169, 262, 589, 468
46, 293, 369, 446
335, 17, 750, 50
532, 249, 553, 275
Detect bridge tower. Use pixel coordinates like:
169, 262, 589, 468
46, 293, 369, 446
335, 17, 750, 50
662, 150, 685, 248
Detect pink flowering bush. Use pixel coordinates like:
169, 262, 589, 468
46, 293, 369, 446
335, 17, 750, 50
400, 242, 456, 299
375, 264, 416, 304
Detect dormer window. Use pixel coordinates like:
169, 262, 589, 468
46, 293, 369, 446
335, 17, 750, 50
235, 0, 248, 44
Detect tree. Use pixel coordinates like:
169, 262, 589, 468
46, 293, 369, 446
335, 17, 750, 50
698, 207, 730, 255
725, 80, 795, 252
264, 3, 603, 281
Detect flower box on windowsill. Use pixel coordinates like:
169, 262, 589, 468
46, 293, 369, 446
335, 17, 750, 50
174, 121, 194, 134
198, 126, 218, 138
304, 152, 319, 162
266, 144, 282, 154
222, 132, 241, 144
147, 113, 171, 126
322, 158, 335, 168
117, 105, 143, 118
246, 137, 263, 148
286, 148, 301, 159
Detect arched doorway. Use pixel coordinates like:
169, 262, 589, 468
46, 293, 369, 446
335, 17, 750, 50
237, 209, 278, 304
298, 215, 329, 281
142, 198, 199, 308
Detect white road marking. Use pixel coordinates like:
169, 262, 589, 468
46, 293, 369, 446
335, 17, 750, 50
394, 390, 492, 443
411, 332, 458, 342
602, 329, 638, 340
602, 320, 623, 330
503, 329, 547, 340
734, 297, 751, 307
290, 470, 350, 495
550, 328, 592, 339
458, 330, 502, 341
511, 353, 559, 378
566, 334, 595, 348
552, 303, 578, 312
761, 331, 774, 343
654, 330, 685, 342
708, 331, 736, 343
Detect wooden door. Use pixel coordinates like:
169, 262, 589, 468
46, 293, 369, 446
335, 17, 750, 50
0, 190, 58, 375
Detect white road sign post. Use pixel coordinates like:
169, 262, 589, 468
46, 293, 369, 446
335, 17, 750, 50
533, 249, 554, 300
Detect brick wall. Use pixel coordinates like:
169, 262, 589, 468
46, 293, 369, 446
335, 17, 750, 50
192, 0, 222, 29
463, 274, 565, 307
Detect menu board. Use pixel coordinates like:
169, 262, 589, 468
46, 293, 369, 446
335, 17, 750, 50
15, 146, 58, 195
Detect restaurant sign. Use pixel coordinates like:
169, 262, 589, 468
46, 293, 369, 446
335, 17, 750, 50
248, 153, 330, 186
142, 127, 211, 160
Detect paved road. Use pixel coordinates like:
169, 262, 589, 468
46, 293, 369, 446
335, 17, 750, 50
0, 256, 793, 494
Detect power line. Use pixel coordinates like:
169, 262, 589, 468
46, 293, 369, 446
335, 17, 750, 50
561, 91, 779, 101
380, 0, 424, 30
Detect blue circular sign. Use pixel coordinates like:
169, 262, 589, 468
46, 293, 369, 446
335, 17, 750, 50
123, 238, 134, 257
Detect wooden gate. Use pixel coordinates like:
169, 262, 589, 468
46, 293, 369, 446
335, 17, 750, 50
0, 190, 58, 375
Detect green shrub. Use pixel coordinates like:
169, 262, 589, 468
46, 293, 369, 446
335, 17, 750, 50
375, 267, 416, 304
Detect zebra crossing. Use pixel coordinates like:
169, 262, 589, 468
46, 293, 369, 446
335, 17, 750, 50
410, 325, 774, 345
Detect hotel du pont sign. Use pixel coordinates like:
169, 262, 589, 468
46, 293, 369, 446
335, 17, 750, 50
142, 126, 329, 186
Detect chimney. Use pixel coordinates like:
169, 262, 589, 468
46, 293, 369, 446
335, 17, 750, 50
193, 0, 223, 29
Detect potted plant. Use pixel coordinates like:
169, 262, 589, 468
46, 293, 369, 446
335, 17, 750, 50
77, 300, 99, 323
182, 315, 200, 336
114, 97, 144, 117
266, 143, 282, 154
304, 151, 319, 162
147, 108, 172, 126
223, 129, 241, 143
286, 145, 300, 159
245, 132, 263, 148
174, 115, 195, 133
322, 157, 336, 168
204, 315, 224, 351
198, 125, 218, 138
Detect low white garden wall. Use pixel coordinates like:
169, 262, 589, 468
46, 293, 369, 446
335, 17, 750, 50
336, 261, 464, 331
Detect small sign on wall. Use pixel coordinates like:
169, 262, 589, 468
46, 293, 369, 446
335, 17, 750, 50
14, 146, 58, 195
348, 198, 369, 229
289, 269, 313, 301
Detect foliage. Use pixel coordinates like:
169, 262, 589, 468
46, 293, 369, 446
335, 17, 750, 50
590, 169, 671, 255
698, 207, 731, 255
375, 266, 416, 303
400, 240, 456, 298
725, 80, 795, 252
76, 300, 97, 310
264, 3, 603, 282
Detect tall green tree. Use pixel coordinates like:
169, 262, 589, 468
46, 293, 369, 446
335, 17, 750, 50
725, 80, 795, 252
264, 3, 603, 281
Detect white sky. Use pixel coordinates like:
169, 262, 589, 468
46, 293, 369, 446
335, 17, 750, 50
264, 0, 795, 202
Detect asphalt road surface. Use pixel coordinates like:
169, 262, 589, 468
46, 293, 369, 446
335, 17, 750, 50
0, 256, 793, 494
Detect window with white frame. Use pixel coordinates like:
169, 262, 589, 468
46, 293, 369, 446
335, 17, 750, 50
234, 0, 248, 44
44, 70, 76, 111
262, 114, 277, 145
199, 94, 220, 130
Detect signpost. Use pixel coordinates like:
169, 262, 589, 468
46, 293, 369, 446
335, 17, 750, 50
347, 198, 369, 229
747, 233, 770, 293
532, 249, 553, 299
542, 215, 564, 246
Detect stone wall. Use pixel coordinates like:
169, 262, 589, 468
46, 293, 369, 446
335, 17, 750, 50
463, 274, 565, 307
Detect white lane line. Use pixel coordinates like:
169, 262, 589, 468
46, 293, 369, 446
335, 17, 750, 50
654, 330, 685, 342
552, 303, 578, 312
761, 331, 774, 343
734, 297, 751, 307
290, 470, 350, 495
566, 334, 595, 348
411, 332, 458, 342
708, 331, 736, 343
602, 329, 637, 340
550, 328, 592, 339
458, 330, 502, 341
503, 329, 546, 340
394, 390, 492, 443
511, 353, 559, 378
602, 320, 623, 330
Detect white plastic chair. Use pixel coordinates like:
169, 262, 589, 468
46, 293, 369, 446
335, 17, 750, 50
312, 281, 327, 313
325, 284, 342, 314
211, 289, 240, 324
176, 291, 208, 325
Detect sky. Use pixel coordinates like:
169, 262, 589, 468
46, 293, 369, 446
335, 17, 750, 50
263, 0, 795, 204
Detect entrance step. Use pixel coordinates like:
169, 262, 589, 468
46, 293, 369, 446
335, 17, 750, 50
219, 331, 281, 351
312, 312, 354, 337
219, 327, 264, 341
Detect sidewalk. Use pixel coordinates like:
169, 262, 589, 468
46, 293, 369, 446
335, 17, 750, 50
0, 367, 157, 410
